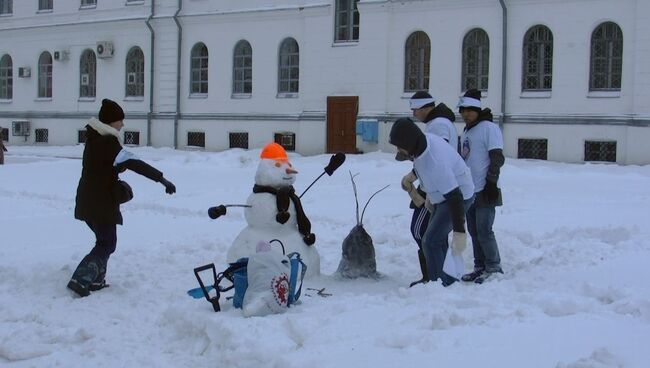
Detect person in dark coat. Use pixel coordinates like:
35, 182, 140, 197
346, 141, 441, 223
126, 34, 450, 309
0, 128, 6, 165
67, 99, 176, 297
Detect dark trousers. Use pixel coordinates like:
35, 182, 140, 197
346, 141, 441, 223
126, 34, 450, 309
410, 206, 430, 248
86, 221, 117, 262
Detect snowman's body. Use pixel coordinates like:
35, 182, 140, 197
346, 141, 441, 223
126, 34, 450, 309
225, 148, 320, 276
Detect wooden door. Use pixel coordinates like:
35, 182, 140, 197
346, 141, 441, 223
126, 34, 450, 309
326, 96, 358, 153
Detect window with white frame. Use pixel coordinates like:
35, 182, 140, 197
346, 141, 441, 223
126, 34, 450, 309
590, 22, 623, 91
462, 28, 489, 92
0, 0, 12, 14
38, 52, 53, 98
334, 0, 359, 42
522, 25, 553, 91
125, 47, 144, 97
190, 42, 208, 94
39, 0, 53, 11
0, 54, 12, 99
233, 40, 252, 95
79, 49, 96, 98
404, 31, 430, 92
278, 38, 299, 94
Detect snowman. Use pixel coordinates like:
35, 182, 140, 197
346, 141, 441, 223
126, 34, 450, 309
225, 143, 320, 277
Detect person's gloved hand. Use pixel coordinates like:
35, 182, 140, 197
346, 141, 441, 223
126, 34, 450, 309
451, 231, 467, 254
425, 197, 436, 213
483, 180, 499, 204
159, 177, 176, 194
401, 171, 417, 192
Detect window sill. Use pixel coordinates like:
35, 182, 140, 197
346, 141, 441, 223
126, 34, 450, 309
0, 13, 12, 17
35, 97, 52, 102
277, 93, 298, 99
520, 90, 551, 99
587, 90, 621, 98
189, 93, 208, 99
0, 99, 12, 104
37, 9, 53, 14
79, 5, 97, 10
78, 97, 96, 102
125, 0, 145, 5
231, 93, 252, 99
124, 96, 145, 102
332, 41, 359, 47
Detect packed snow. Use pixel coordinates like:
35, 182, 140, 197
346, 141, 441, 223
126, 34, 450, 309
1, 145, 648, 367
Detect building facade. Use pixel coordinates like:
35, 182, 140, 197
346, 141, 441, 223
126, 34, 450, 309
1, 0, 648, 164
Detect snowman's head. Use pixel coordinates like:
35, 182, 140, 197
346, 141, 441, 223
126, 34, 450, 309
255, 143, 298, 188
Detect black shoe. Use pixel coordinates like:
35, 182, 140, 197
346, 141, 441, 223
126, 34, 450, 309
409, 278, 429, 287
67, 279, 90, 297
461, 268, 484, 282
474, 269, 503, 284
88, 280, 109, 291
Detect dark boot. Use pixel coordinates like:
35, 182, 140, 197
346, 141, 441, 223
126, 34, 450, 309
409, 249, 430, 287
461, 268, 484, 282
67, 255, 101, 297
89, 258, 108, 291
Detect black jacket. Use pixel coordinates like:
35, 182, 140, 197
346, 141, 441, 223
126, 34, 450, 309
74, 119, 163, 224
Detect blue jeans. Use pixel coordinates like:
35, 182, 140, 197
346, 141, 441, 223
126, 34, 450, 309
466, 203, 502, 272
422, 197, 474, 286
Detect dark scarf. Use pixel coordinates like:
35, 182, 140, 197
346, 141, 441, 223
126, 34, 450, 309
253, 184, 316, 246
464, 108, 494, 132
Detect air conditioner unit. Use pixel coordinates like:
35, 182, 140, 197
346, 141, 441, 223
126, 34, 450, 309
96, 41, 114, 59
18, 67, 31, 78
12, 121, 31, 137
53, 50, 70, 61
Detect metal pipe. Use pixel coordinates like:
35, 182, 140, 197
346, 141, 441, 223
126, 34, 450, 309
498, 0, 508, 128
173, 0, 183, 149
145, 0, 155, 146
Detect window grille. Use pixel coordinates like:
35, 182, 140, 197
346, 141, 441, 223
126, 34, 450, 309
517, 139, 547, 160
39, 0, 52, 10
35, 128, 48, 143
585, 140, 616, 162
404, 31, 430, 92
590, 22, 623, 91
190, 43, 208, 94
125, 47, 144, 97
38, 52, 53, 98
0, 0, 12, 14
0, 54, 12, 99
124, 131, 140, 146
79, 49, 96, 97
187, 132, 205, 148
274, 132, 295, 151
278, 38, 299, 94
229, 132, 249, 149
233, 40, 252, 94
522, 25, 553, 90
78, 130, 86, 144
462, 28, 489, 91
334, 0, 359, 42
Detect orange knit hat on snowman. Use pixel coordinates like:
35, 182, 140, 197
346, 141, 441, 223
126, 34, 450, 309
260, 142, 288, 162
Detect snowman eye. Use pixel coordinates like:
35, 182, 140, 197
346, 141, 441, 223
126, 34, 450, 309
275, 162, 282, 167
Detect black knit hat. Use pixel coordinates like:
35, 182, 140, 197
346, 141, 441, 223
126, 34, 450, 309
457, 89, 481, 114
389, 117, 427, 159
98, 99, 125, 124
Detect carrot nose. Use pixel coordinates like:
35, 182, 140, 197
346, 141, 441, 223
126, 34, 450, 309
286, 168, 298, 175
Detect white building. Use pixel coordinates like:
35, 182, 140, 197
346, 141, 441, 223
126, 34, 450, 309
1, 0, 649, 164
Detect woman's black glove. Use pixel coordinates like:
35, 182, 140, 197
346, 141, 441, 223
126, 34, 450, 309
483, 180, 498, 204
159, 177, 176, 194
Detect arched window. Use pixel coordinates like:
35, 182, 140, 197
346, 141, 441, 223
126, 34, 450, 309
278, 38, 299, 94
0, 54, 12, 100
233, 40, 252, 94
462, 28, 490, 91
38, 51, 53, 98
590, 22, 623, 90
334, 0, 359, 42
190, 42, 208, 94
522, 25, 553, 90
79, 49, 96, 98
125, 47, 144, 97
404, 31, 430, 92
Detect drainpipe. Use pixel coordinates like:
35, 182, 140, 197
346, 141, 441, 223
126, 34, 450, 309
145, 0, 155, 146
173, 0, 183, 149
498, 0, 507, 128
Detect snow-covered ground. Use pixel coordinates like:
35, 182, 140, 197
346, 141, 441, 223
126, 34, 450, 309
1, 145, 648, 367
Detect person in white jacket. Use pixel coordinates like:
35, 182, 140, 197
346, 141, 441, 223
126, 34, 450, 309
399, 92, 460, 286
390, 117, 474, 287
